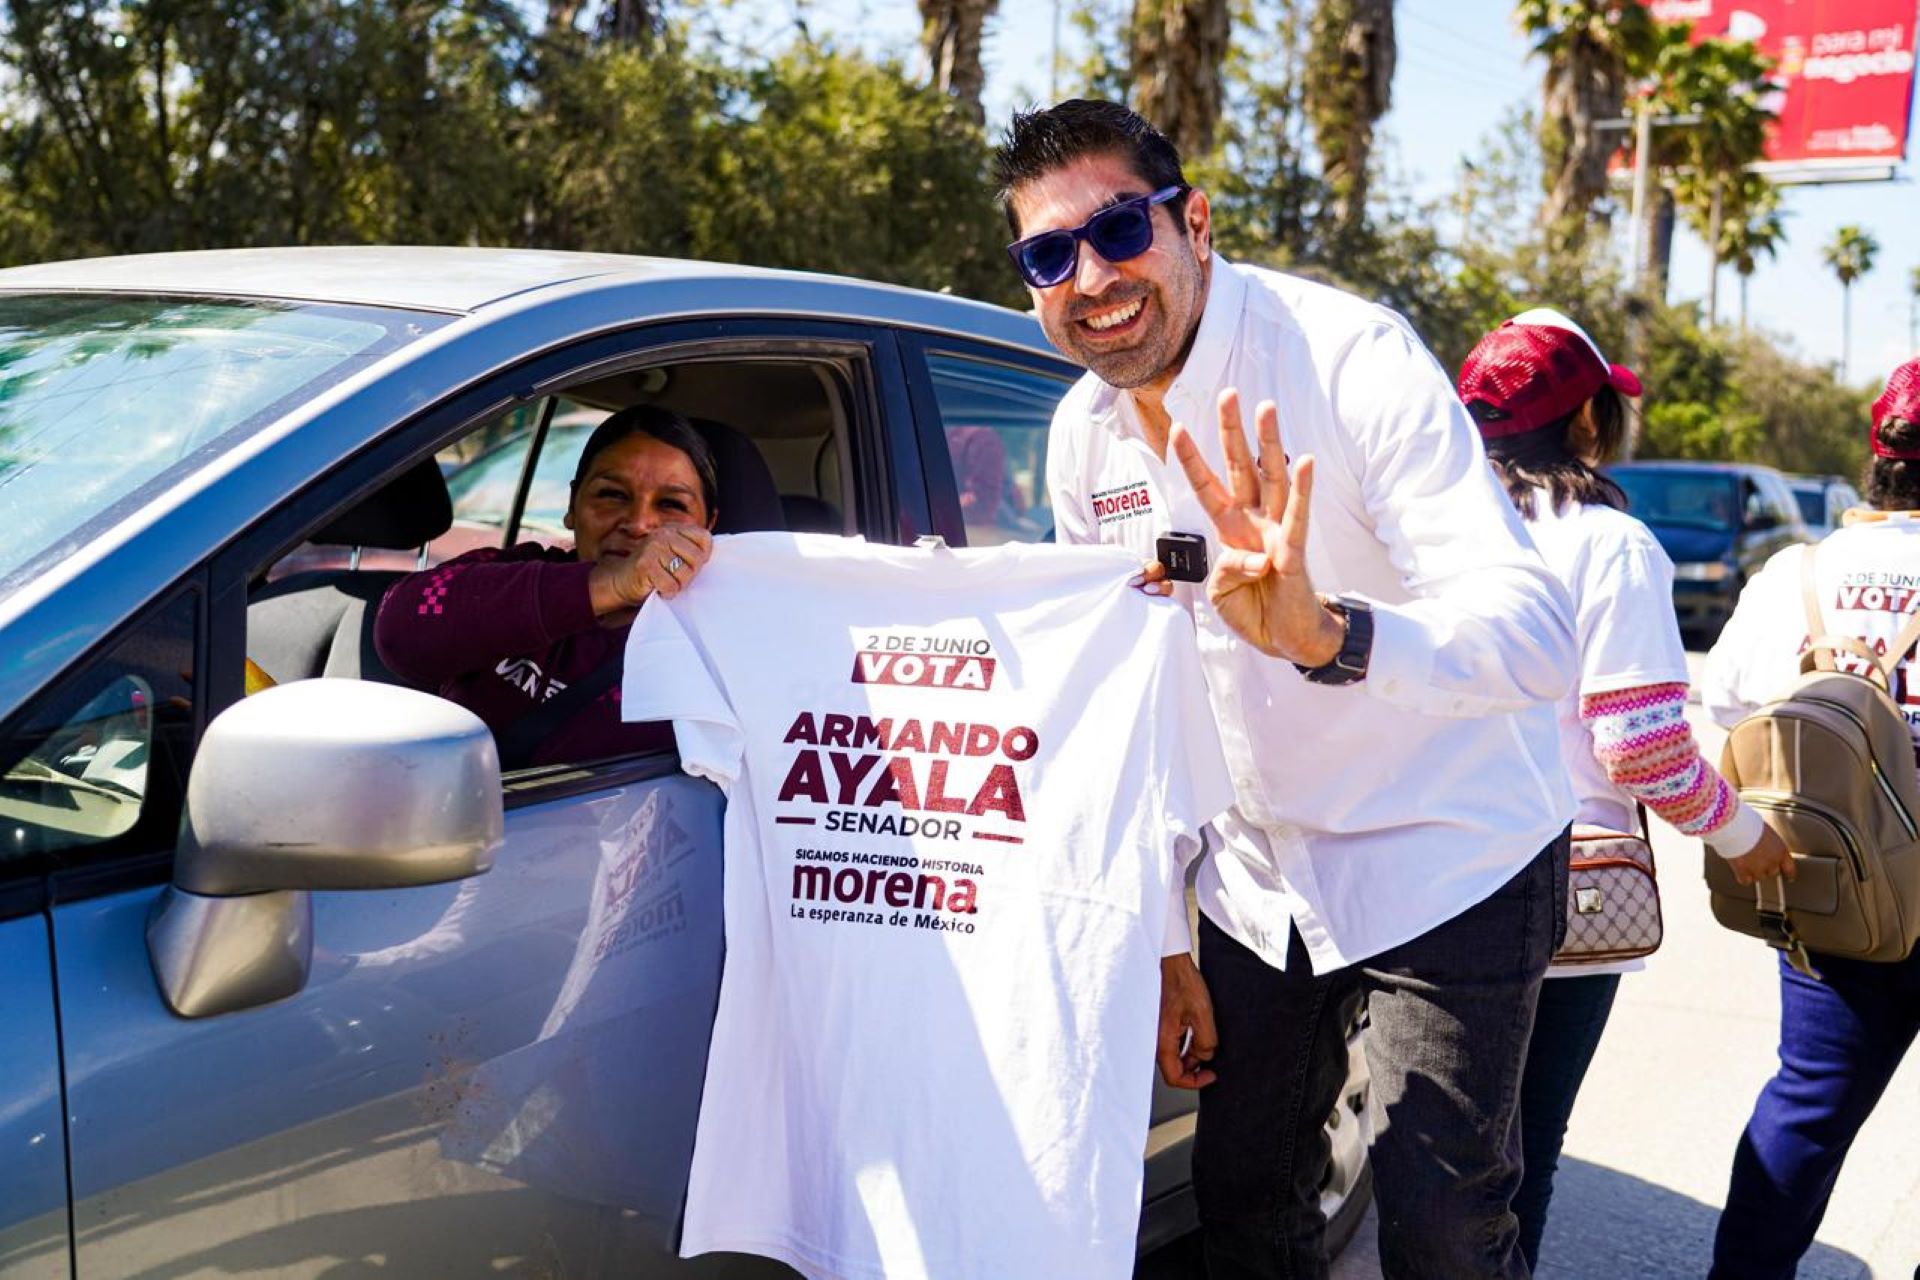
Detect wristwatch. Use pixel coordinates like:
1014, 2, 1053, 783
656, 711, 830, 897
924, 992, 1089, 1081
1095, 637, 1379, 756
1294, 595, 1374, 686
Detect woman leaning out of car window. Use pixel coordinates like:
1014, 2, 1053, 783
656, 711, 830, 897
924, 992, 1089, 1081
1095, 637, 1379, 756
373, 405, 719, 769
1454, 309, 1794, 1272
1698, 357, 1920, 1280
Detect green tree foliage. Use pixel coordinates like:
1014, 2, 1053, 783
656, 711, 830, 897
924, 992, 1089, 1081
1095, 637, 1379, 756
0, 1, 1020, 305
1637, 24, 1775, 299
0, 0, 534, 253
1514, 0, 1655, 253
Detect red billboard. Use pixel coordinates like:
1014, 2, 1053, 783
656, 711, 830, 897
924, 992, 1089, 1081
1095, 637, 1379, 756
1649, 0, 1919, 175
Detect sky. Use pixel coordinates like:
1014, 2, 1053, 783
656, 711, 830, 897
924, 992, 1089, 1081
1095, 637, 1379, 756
740, 0, 1920, 388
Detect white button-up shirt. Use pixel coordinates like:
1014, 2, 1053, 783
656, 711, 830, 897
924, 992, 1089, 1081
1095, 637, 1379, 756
1047, 258, 1579, 972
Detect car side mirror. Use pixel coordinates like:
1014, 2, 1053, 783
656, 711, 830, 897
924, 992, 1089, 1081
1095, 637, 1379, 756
148, 679, 503, 1018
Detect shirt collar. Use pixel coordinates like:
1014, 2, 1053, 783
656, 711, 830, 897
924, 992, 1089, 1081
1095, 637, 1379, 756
1085, 255, 1249, 440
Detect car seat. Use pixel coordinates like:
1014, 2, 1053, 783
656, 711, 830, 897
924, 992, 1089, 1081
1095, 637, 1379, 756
690, 417, 786, 534
248, 459, 454, 685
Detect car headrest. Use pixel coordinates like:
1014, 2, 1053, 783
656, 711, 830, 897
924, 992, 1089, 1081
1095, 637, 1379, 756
690, 418, 786, 534
313, 458, 454, 549
780, 494, 843, 534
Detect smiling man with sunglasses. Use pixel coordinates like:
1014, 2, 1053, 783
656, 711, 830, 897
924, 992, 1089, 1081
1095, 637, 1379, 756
994, 99, 1583, 1279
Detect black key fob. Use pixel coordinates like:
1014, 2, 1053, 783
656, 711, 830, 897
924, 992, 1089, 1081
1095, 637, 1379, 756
1156, 532, 1209, 583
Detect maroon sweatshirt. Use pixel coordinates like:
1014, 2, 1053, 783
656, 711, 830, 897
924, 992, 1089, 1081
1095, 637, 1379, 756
374, 543, 673, 768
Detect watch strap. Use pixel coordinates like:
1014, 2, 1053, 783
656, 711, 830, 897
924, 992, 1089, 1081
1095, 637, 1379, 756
1294, 595, 1373, 685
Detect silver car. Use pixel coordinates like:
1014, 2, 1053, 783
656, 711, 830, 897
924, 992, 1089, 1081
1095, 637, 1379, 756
0, 248, 1370, 1278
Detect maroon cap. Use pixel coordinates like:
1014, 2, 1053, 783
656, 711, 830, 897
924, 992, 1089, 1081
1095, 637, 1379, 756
1871, 358, 1920, 459
1457, 308, 1643, 440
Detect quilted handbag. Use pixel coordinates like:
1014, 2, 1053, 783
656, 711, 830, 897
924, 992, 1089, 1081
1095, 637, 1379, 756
1554, 811, 1662, 966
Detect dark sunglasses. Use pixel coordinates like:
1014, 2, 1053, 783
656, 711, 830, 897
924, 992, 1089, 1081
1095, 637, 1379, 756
1006, 185, 1187, 289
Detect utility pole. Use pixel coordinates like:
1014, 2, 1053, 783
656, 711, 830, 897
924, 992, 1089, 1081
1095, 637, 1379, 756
1596, 99, 1701, 365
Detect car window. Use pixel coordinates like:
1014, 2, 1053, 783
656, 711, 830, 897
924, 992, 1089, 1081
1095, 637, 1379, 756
1609, 470, 1740, 531
922, 351, 1071, 546
1790, 485, 1826, 527
441, 401, 603, 553
0, 294, 441, 602
1759, 473, 1800, 527
0, 589, 196, 869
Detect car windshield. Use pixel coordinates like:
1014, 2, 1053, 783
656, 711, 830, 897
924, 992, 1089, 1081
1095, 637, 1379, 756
0, 292, 441, 594
1610, 469, 1741, 531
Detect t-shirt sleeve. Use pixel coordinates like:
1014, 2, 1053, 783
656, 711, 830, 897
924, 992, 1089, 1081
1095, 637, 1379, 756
1150, 604, 1236, 956
1574, 530, 1692, 697
621, 595, 743, 788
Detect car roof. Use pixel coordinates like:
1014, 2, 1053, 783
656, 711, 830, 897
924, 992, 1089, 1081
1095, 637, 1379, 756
1607, 460, 1777, 476
0, 246, 1005, 320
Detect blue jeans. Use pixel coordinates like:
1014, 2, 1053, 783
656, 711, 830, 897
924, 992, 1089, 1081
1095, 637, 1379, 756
1193, 835, 1568, 1280
1710, 946, 1920, 1279
1513, 971, 1621, 1271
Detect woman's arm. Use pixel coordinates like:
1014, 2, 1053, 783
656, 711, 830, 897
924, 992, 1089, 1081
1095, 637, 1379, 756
1583, 682, 1767, 856
374, 548, 599, 686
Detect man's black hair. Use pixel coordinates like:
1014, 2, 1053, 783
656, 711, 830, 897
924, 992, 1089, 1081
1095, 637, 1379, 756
991, 99, 1189, 237
570, 403, 720, 517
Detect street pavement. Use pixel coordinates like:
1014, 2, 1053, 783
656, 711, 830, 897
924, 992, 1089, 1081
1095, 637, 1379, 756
1149, 651, 1920, 1279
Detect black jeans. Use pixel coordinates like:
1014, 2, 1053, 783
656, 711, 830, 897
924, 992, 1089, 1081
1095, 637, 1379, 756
1513, 971, 1621, 1270
1193, 834, 1568, 1280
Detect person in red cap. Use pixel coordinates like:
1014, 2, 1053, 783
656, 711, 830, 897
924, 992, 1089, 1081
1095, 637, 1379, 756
1457, 308, 1792, 1271
1700, 354, 1920, 1279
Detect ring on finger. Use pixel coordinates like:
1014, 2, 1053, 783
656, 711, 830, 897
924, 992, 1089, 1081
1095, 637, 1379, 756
667, 554, 685, 574
1256, 455, 1285, 481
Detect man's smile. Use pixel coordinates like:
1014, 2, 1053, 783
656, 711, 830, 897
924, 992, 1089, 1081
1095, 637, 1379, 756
1078, 294, 1147, 337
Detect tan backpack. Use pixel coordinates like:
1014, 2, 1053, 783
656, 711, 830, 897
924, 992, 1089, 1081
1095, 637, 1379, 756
1712, 544, 1920, 975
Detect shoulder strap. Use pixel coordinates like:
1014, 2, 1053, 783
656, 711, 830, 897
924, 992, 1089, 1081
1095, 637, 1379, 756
1799, 544, 1832, 672
495, 658, 623, 771
1888, 606, 1920, 680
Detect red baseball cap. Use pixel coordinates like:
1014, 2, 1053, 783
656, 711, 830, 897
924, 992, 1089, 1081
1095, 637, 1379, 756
1457, 308, 1643, 439
1870, 357, 1920, 459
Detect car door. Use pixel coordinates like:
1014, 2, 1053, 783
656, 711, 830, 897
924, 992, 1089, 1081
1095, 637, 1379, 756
39, 319, 925, 1278
0, 903, 67, 1279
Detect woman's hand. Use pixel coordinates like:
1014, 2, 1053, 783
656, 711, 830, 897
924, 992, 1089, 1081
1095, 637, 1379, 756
1169, 389, 1343, 667
589, 524, 714, 617
1726, 822, 1797, 886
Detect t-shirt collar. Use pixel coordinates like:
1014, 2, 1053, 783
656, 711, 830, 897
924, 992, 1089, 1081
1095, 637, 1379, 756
1086, 256, 1249, 441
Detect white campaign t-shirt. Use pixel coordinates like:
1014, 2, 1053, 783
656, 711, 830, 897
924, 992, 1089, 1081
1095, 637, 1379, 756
1524, 494, 1693, 834
1705, 516, 1920, 755
621, 532, 1232, 1280
1524, 495, 1692, 980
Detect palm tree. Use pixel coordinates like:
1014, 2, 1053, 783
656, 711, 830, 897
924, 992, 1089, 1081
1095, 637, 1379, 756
1822, 225, 1880, 381
1655, 32, 1775, 307
1694, 174, 1784, 332
1130, 0, 1231, 159
919, 0, 1001, 123
1304, 0, 1396, 234
1515, 0, 1657, 254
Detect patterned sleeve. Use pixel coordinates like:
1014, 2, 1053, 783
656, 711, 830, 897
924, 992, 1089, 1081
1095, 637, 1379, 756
1581, 682, 1766, 857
